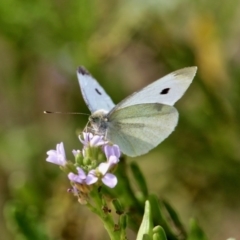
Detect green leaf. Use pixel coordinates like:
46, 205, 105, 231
148, 194, 177, 240
112, 199, 124, 215
137, 200, 153, 240
153, 226, 167, 240
143, 234, 152, 240
162, 199, 186, 238
119, 214, 128, 230
187, 218, 208, 240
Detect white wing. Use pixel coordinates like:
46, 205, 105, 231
107, 103, 178, 157
77, 66, 115, 113
114, 67, 197, 110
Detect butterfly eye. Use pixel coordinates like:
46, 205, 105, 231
160, 88, 170, 95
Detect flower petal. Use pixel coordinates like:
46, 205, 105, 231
68, 167, 86, 183
102, 173, 117, 188
79, 132, 93, 146
57, 142, 66, 159
68, 172, 84, 184
77, 167, 87, 179
46, 142, 67, 166
104, 145, 121, 159
98, 162, 110, 175
112, 145, 121, 158
76, 167, 87, 179
108, 155, 119, 165
90, 135, 106, 146
86, 171, 98, 185
72, 149, 81, 157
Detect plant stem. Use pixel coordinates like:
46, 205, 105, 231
88, 188, 124, 240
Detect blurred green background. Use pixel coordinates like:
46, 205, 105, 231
0, 0, 240, 239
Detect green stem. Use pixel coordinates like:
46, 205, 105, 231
88, 188, 125, 240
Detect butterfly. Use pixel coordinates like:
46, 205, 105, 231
77, 66, 197, 157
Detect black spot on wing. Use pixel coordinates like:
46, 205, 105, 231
160, 88, 170, 94
95, 88, 102, 95
77, 66, 90, 75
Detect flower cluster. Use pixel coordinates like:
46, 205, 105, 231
46, 132, 121, 203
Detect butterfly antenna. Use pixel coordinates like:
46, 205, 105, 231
44, 111, 89, 116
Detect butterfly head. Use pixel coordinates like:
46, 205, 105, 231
89, 109, 109, 136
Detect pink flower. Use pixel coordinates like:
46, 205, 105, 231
79, 132, 106, 147
72, 149, 81, 157
68, 167, 87, 184
85, 158, 118, 188
104, 144, 121, 168
46, 142, 67, 166
104, 145, 121, 159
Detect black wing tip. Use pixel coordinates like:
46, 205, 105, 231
77, 66, 90, 76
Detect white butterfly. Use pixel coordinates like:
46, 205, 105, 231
77, 66, 197, 157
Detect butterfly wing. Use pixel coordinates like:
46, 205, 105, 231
113, 67, 197, 110
77, 66, 115, 113
107, 103, 178, 157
